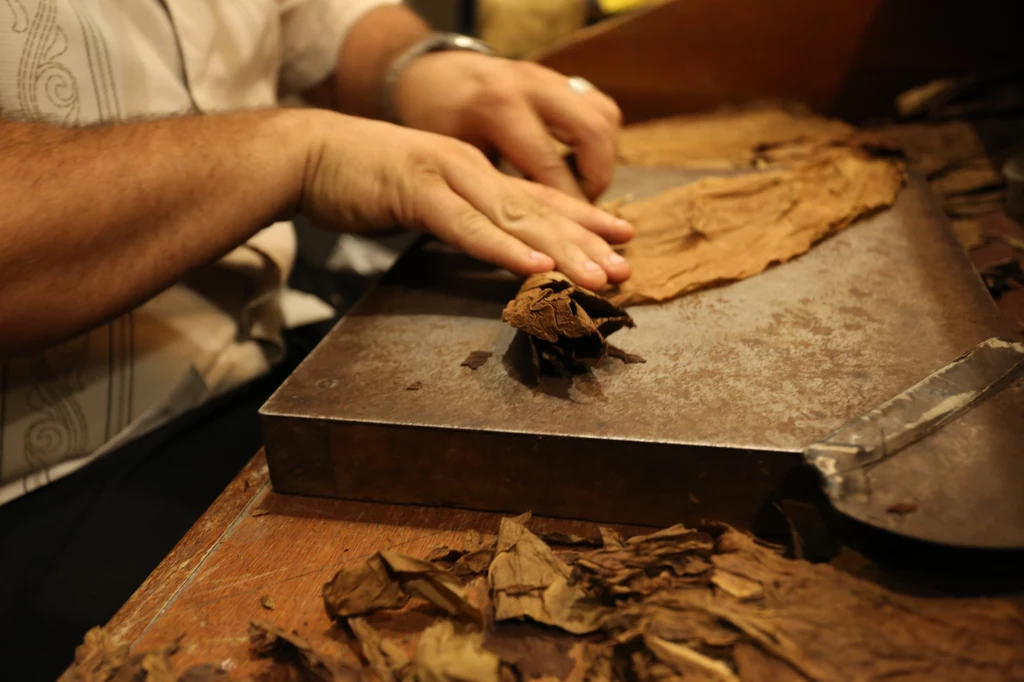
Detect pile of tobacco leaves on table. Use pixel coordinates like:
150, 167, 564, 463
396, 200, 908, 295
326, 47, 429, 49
62, 513, 1024, 682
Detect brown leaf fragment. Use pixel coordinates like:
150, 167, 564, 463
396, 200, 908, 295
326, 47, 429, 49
323, 555, 408, 620
483, 623, 575, 680
251, 507, 270, 517
461, 350, 493, 370
406, 381, 423, 391
886, 501, 918, 515
489, 516, 606, 634
405, 621, 501, 682
261, 595, 277, 611
58, 627, 131, 682
509, 511, 533, 525
644, 634, 739, 682
606, 345, 646, 364
59, 627, 183, 682
464, 529, 487, 551
379, 551, 484, 625
606, 153, 904, 307
710, 570, 763, 601
454, 547, 497, 579
598, 527, 625, 549
347, 617, 408, 682
502, 273, 634, 376
249, 621, 335, 682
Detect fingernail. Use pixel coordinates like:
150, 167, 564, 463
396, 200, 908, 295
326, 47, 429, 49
614, 218, 632, 228
529, 250, 547, 262
584, 261, 601, 273
608, 252, 626, 265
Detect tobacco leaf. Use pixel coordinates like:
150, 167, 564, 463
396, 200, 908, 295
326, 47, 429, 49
347, 617, 408, 682
575, 524, 715, 599
249, 621, 335, 682
598, 527, 625, 550
404, 621, 501, 682
58, 627, 132, 682
59, 627, 183, 682
461, 351, 493, 370
618, 104, 854, 169
605, 152, 905, 307
459, 549, 497, 577
502, 273, 635, 375
379, 551, 483, 625
483, 622, 575, 680
323, 554, 408, 621
644, 634, 740, 682
488, 516, 606, 634
261, 595, 277, 611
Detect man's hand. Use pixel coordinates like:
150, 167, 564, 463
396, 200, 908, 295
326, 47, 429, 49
393, 52, 622, 201
301, 111, 632, 290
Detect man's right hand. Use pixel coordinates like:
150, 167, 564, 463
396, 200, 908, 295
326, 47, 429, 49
298, 112, 633, 291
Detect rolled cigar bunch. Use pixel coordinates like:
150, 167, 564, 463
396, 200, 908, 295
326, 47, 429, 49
501, 272, 638, 377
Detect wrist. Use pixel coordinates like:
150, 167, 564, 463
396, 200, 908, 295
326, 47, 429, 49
259, 108, 331, 221
381, 33, 496, 124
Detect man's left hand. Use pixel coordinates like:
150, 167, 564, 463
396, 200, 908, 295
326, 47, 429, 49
393, 51, 621, 201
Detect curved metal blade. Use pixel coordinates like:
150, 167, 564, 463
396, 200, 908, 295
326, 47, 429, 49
805, 337, 1024, 548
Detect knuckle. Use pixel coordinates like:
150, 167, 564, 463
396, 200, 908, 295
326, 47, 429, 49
473, 84, 517, 112
455, 210, 491, 240
497, 194, 533, 226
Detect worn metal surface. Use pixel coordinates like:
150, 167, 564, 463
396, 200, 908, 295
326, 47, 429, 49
262, 167, 1024, 547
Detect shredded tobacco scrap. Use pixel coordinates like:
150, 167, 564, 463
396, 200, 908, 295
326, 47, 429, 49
461, 351, 493, 370
249, 620, 339, 682
319, 514, 1024, 682
502, 272, 637, 375
58, 627, 217, 682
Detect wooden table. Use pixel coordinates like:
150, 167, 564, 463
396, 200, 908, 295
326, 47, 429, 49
102, 211, 1024, 677
104, 450, 649, 677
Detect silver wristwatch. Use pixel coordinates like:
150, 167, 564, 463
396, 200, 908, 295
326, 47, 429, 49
381, 33, 496, 124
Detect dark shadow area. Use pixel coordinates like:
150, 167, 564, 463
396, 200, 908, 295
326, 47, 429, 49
831, 0, 1022, 122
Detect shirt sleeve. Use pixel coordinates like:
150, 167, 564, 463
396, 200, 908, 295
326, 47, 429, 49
277, 0, 403, 97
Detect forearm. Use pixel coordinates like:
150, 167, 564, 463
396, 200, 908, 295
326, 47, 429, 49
0, 110, 311, 357
310, 4, 430, 119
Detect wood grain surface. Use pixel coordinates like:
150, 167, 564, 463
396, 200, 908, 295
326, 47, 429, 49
106, 450, 650, 677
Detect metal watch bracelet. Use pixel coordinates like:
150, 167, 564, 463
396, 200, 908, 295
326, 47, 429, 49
381, 33, 496, 124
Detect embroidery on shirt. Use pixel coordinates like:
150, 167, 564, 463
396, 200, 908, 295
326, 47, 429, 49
11, 0, 81, 123
23, 337, 90, 475
0, 0, 134, 484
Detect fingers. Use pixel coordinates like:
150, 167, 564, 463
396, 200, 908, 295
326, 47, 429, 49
441, 152, 631, 289
529, 86, 618, 200
511, 177, 634, 244
414, 174, 556, 276
470, 92, 586, 200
